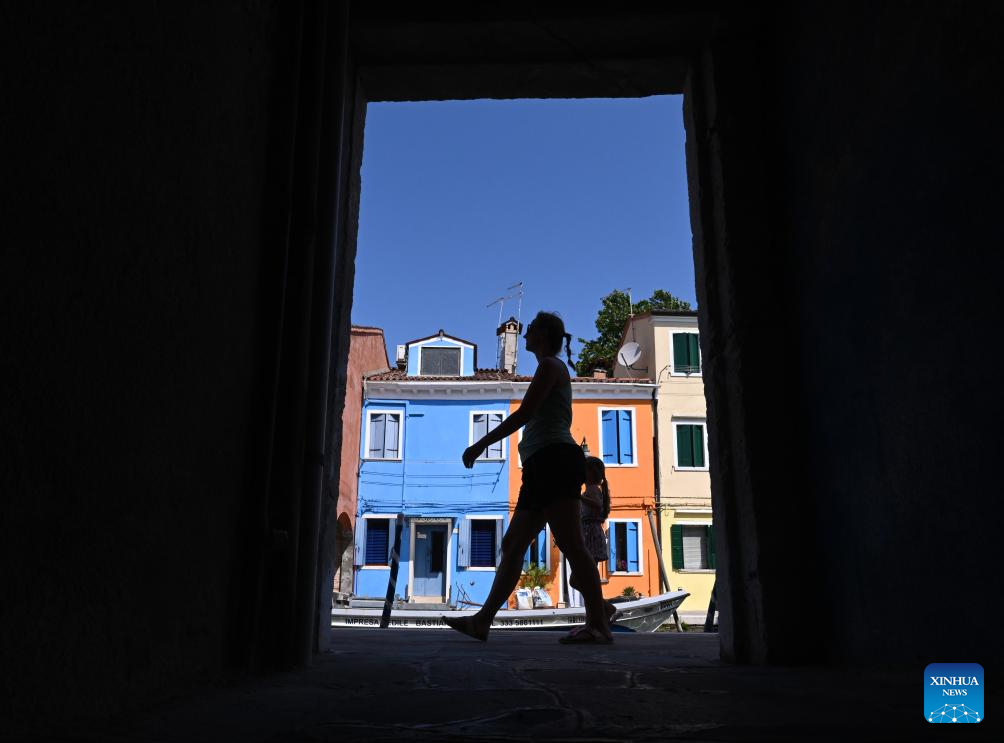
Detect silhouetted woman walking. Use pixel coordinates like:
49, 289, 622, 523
444, 311, 613, 644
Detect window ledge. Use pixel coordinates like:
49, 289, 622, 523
673, 467, 709, 472
466, 566, 497, 572
359, 565, 390, 570
610, 571, 644, 577
361, 458, 403, 463
677, 569, 716, 574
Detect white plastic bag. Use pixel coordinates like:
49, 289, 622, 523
515, 588, 533, 610
531, 587, 553, 608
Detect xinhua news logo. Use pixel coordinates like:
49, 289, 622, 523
925, 663, 984, 723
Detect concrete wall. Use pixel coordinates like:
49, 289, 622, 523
1, 1, 297, 731
768, 1, 1004, 664
334, 327, 390, 593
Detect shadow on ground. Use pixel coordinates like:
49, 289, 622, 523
36, 631, 997, 741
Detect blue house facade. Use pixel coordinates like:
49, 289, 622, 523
354, 330, 519, 606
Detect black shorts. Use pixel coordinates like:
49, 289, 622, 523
515, 442, 586, 512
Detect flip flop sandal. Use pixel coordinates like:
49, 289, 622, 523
559, 627, 614, 645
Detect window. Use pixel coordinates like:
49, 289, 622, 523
364, 518, 391, 566
599, 408, 635, 466
457, 517, 503, 569
470, 521, 497, 567
523, 528, 549, 571
607, 519, 641, 573
420, 347, 461, 375
674, 421, 707, 470
672, 331, 701, 375
471, 412, 504, 459
366, 411, 402, 459
670, 524, 716, 570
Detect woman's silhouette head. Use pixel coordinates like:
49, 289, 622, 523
526, 311, 575, 370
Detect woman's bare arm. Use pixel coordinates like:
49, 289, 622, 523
462, 357, 564, 467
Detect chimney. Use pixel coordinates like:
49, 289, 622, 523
395, 344, 407, 371
496, 316, 522, 374
592, 369, 608, 379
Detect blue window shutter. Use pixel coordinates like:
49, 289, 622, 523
495, 519, 503, 567
601, 410, 617, 464
523, 544, 531, 571
618, 410, 634, 464
365, 519, 389, 565
384, 414, 400, 458
354, 519, 367, 566
469, 521, 495, 567
457, 517, 470, 567
487, 413, 503, 459
627, 522, 639, 572
368, 414, 385, 458
537, 528, 547, 566
608, 523, 616, 565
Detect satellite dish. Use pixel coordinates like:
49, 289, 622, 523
617, 341, 642, 368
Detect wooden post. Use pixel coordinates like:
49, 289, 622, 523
703, 579, 718, 632
380, 514, 404, 629
646, 509, 683, 631
560, 553, 570, 608
646, 509, 671, 593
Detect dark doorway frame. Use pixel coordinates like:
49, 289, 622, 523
258, 4, 805, 671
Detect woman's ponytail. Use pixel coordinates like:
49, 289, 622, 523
563, 332, 575, 370
601, 479, 611, 520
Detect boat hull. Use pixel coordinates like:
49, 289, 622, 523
331, 590, 689, 633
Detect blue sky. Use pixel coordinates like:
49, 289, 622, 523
353, 96, 694, 376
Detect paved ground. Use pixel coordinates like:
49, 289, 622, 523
37, 630, 997, 741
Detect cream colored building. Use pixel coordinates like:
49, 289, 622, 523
613, 310, 716, 622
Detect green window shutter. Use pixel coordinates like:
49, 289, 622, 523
677, 425, 694, 468
673, 333, 688, 370
692, 425, 705, 468
707, 525, 716, 570
670, 524, 684, 570
688, 334, 701, 372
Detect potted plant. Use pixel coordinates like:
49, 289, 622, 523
517, 564, 553, 608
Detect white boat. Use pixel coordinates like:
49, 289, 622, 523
331, 590, 689, 633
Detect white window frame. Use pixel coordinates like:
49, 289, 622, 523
606, 517, 644, 576
417, 344, 463, 376
669, 329, 702, 377
596, 406, 639, 468
363, 409, 404, 461
469, 410, 506, 461
516, 427, 523, 468
359, 513, 397, 569
675, 519, 715, 573
672, 418, 709, 472
465, 515, 504, 571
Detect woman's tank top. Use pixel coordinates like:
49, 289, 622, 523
518, 367, 576, 463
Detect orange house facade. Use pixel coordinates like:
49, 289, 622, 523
507, 376, 660, 607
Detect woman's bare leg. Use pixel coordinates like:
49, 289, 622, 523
444, 509, 546, 640
545, 499, 612, 638
568, 569, 617, 621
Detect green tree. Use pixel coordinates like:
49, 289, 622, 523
575, 289, 692, 376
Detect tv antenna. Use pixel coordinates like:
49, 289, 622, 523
486, 282, 525, 372
508, 281, 524, 374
